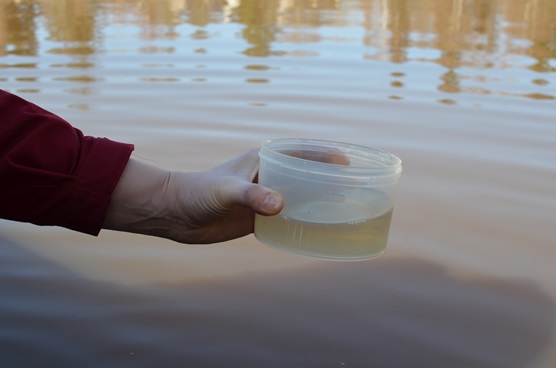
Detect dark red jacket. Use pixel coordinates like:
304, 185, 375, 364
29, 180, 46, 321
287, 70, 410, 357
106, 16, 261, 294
0, 90, 134, 235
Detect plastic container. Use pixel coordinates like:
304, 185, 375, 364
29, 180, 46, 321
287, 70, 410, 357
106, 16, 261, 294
254, 138, 402, 260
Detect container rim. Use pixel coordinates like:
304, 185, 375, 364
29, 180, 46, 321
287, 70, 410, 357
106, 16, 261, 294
259, 138, 402, 178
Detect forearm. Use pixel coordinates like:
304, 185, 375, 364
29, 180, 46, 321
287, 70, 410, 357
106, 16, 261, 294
0, 90, 134, 235
0, 90, 281, 242
102, 158, 180, 239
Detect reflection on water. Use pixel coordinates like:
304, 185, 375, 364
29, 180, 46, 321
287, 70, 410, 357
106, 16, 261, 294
1, 234, 554, 367
0, 0, 554, 100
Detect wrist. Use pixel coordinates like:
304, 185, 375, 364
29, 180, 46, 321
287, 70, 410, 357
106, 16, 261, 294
103, 158, 175, 238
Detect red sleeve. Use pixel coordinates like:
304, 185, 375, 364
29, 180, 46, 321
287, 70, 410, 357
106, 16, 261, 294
0, 90, 134, 235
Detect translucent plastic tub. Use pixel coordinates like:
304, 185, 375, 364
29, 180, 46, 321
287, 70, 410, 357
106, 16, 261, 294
254, 138, 402, 261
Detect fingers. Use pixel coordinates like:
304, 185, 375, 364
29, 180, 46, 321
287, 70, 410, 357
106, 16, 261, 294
211, 149, 284, 216
215, 148, 260, 181
279, 149, 350, 165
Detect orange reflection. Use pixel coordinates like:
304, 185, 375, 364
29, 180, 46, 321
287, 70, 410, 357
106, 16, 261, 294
0, 0, 39, 56
0, 0, 553, 98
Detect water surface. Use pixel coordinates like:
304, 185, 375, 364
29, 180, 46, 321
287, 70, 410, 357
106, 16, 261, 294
1, 0, 556, 367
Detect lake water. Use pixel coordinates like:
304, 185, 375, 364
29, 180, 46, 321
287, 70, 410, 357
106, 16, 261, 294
1, 0, 556, 367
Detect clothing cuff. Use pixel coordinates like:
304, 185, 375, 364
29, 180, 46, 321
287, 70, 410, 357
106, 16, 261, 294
66, 137, 134, 235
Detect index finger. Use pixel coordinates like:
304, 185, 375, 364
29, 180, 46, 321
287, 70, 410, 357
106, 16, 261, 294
278, 149, 350, 165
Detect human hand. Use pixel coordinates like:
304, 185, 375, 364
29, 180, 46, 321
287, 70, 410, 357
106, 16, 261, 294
103, 149, 283, 244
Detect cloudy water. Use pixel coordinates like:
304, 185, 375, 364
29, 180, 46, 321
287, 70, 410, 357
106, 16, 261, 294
1, 0, 556, 367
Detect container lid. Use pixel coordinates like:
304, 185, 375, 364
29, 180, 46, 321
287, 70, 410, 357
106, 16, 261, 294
259, 138, 402, 180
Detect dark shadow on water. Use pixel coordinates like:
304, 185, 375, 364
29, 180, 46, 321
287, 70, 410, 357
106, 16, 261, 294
0, 235, 554, 368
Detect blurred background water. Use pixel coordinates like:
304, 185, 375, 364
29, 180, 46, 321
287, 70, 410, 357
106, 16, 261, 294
1, 0, 555, 367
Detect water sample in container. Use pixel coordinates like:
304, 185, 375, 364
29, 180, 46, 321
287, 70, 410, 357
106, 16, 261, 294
254, 138, 402, 261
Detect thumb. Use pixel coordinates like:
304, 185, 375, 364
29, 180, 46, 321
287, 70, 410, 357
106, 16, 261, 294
241, 182, 284, 216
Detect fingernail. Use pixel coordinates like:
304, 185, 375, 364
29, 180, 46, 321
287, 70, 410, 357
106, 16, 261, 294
263, 192, 281, 212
